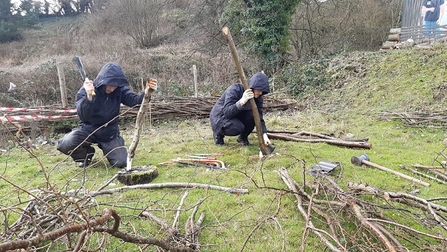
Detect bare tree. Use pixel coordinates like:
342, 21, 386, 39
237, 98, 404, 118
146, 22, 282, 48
107, 0, 172, 48
290, 0, 403, 60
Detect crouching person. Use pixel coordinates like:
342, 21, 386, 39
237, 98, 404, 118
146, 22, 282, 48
209, 71, 271, 146
57, 62, 157, 168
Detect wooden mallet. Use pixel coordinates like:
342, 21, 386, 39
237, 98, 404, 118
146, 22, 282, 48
351, 154, 430, 187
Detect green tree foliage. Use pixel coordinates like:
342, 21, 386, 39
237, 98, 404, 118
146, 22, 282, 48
0, 0, 20, 42
0, 0, 38, 43
222, 0, 301, 74
0, 0, 13, 20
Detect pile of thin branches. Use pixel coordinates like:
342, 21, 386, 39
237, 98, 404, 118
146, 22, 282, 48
0, 95, 294, 135
123, 95, 294, 120
278, 167, 447, 251
0, 172, 247, 251
380, 110, 447, 128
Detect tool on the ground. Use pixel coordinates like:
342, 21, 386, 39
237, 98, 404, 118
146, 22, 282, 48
72, 56, 95, 97
308, 160, 340, 177
160, 157, 227, 170
222, 26, 274, 156
351, 154, 430, 187
116, 79, 158, 185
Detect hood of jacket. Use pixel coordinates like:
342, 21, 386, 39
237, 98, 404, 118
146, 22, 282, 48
249, 72, 270, 95
93, 62, 129, 88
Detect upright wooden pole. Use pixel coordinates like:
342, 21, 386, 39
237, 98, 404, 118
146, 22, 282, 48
56, 62, 68, 108
222, 26, 267, 155
193, 65, 198, 97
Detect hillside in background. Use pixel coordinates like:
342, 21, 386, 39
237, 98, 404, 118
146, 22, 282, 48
1, 14, 447, 116
0, 0, 405, 110
4, 10, 447, 252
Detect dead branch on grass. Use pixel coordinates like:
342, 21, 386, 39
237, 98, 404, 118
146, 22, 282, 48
0, 185, 198, 251
0, 176, 238, 251
239, 192, 286, 252
278, 167, 447, 251
267, 130, 372, 149
88, 182, 249, 197
140, 191, 204, 251
400, 165, 447, 185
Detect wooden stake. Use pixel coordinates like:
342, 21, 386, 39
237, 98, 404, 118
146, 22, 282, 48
222, 26, 268, 155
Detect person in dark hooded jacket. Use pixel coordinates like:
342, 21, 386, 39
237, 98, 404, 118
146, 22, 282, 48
210, 72, 271, 146
57, 62, 157, 168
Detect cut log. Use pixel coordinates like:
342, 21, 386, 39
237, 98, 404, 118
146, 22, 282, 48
388, 33, 400, 42
389, 28, 401, 34
381, 41, 398, 49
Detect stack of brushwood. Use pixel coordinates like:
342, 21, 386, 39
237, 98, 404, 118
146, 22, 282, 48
122, 95, 293, 120
278, 153, 447, 251
380, 110, 447, 128
0, 96, 294, 135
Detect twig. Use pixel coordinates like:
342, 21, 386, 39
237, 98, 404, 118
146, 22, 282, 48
278, 168, 343, 252
174, 191, 189, 230
239, 193, 284, 252
400, 165, 447, 185
0, 208, 116, 251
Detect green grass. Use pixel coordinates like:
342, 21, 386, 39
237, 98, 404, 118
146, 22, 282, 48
4, 42, 447, 250
1, 108, 447, 250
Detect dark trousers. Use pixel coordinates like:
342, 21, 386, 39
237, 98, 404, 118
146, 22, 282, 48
222, 110, 255, 139
57, 127, 127, 168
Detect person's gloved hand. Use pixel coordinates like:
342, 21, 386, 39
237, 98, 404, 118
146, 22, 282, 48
147, 78, 157, 93
263, 133, 271, 146
238, 89, 254, 106
83, 78, 95, 101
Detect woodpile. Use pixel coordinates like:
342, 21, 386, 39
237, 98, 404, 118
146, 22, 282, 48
278, 166, 447, 251
380, 26, 447, 50
0, 181, 247, 251
379, 110, 447, 128
381, 28, 401, 50
0, 95, 295, 135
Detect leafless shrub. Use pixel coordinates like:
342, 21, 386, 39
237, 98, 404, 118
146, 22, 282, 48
290, 0, 403, 59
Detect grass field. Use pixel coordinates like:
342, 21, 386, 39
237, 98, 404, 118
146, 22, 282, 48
1, 105, 447, 250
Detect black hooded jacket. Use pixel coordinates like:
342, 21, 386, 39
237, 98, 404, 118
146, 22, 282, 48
75, 62, 144, 142
209, 72, 270, 136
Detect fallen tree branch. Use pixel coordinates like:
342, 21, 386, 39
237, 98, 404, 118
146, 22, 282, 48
88, 182, 249, 197
380, 110, 447, 128
400, 165, 447, 185
349, 202, 396, 252
277, 167, 447, 251
267, 131, 372, 149
278, 168, 344, 252
239, 192, 285, 252
412, 164, 447, 181
140, 192, 205, 251
0, 208, 117, 252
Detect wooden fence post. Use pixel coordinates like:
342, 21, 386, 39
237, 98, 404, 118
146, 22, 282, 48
193, 65, 198, 97
57, 62, 68, 108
